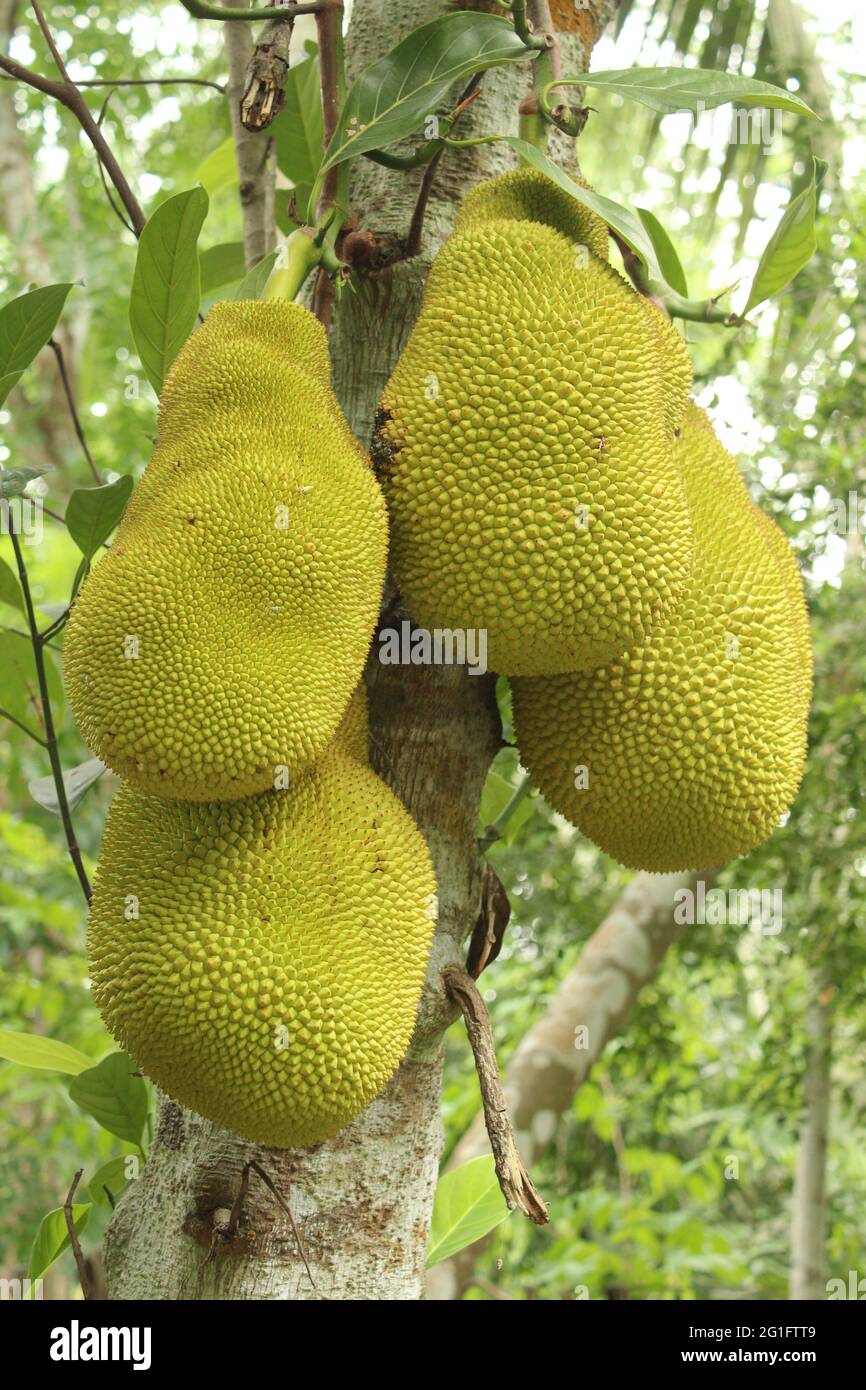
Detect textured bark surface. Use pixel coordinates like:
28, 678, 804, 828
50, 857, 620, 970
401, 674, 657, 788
789, 972, 833, 1300
427, 870, 705, 1298
104, 0, 616, 1301
223, 0, 275, 269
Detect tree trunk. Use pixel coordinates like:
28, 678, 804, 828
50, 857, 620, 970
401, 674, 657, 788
104, 0, 616, 1301
428, 870, 706, 1299
789, 969, 833, 1300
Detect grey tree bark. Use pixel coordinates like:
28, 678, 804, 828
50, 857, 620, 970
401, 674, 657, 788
428, 870, 706, 1299
789, 969, 833, 1300
104, 0, 617, 1301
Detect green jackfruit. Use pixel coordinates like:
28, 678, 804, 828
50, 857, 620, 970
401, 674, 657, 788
64, 301, 387, 802
88, 750, 437, 1149
512, 405, 812, 872
376, 171, 693, 677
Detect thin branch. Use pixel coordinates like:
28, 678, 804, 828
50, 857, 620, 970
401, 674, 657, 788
10, 529, 92, 905
210, 1159, 317, 1294
181, 0, 325, 18
442, 965, 548, 1225
0, 11, 145, 237
0, 707, 48, 745
48, 339, 100, 483
405, 76, 483, 260
64, 1170, 94, 1300
94, 88, 137, 235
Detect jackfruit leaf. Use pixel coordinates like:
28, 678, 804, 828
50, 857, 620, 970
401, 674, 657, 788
637, 207, 689, 297
0, 1028, 93, 1076
29, 1204, 91, 1284
194, 135, 238, 194
505, 138, 665, 282
129, 187, 209, 395
272, 52, 323, 200
65, 475, 134, 560
88, 1156, 132, 1208
426, 1155, 511, 1266
741, 157, 825, 315
0, 556, 24, 614
0, 634, 64, 727
0, 283, 74, 409
68, 1052, 149, 1146
319, 13, 533, 177
577, 67, 819, 119
28, 757, 107, 816
234, 251, 279, 300
0, 463, 51, 499
200, 242, 247, 294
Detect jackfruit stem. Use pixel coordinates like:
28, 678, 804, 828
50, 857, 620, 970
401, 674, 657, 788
261, 229, 323, 303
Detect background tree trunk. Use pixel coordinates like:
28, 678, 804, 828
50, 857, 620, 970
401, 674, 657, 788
789, 969, 834, 1300
104, 0, 617, 1301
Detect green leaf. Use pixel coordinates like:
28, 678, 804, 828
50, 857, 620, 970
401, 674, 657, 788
272, 53, 323, 207
0, 283, 74, 409
68, 1052, 149, 1146
742, 157, 824, 315
637, 207, 689, 297
320, 14, 532, 175
0, 556, 24, 614
504, 139, 665, 281
426, 1155, 511, 1266
0, 1028, 93, 1075
65, 475, 133, 560
28, 757, 107, 816
0, 463, 51, 499
577, 67, 820, 119
28, 1204, 91, 1283
194, 136, 237, 194
478, 770, 536, 847
88, 1156, 132, 1208
129, 187, 209, 395
0, 630, 40, 724
200, 241, 247, 295
233, 251, 278, 300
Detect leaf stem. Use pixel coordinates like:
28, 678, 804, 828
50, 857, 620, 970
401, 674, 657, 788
9, 529, 92, 905
261, 228, 324, 302
0, 707, 48, 746
479, 774, 534, 853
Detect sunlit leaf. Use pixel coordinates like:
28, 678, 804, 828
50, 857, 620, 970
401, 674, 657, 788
0, 1029, 93, 1076
129, 187, 209, 394
426, 1155, 511, 1266
0, 283, 74, 409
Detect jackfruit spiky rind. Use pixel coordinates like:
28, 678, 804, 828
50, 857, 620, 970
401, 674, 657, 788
455, 167, 609, 262
377, 215, 693, 676
512, 404, 812, 872
88, 752, 437, 1149
64, 301, 388, 801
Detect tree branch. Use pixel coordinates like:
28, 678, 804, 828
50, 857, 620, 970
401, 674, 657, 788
182, 0, 324, 19
64, 1169, 94, 1300
442, 965, 548, 1225
240, 15, 293, 130
0, 13, 145, 236
48, 338, 100, 484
